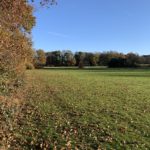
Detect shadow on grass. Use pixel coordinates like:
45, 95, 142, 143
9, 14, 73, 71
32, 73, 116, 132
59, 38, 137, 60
43, 66, 150, 71
42, 67, 150, 78
99, 73, 150, 78
43, 67, 79, 70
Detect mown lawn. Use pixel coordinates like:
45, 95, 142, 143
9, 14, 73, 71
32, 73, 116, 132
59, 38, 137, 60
22, 68, 150, 149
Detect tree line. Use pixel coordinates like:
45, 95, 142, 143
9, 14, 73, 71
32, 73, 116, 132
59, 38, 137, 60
34, 50, 150, 68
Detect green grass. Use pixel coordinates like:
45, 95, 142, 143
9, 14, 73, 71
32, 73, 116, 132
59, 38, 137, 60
22, 68, 150, 149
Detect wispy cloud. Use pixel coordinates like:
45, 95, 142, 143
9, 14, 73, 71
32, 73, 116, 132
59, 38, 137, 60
48, 31, 69, 38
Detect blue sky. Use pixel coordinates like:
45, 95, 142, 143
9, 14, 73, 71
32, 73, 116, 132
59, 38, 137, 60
32, 0, 150, 55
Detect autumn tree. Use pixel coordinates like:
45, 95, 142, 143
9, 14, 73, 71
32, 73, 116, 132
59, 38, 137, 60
99, 51, 125, 66
0, 0, 36, 90
35, 49, 46, 67
0, 0, 56, 89
87, 53, 99, 66
63, 50, 76, 66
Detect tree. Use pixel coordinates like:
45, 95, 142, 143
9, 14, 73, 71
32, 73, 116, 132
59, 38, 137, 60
63, 50, 76, 66
143, 55, 150, 64
36, 49, 46, 66
51, 51, 62, 66
0, 0, 36, 91
126, 53, 140, 67
75, 52, 85, 68
108, 58, 127, 68
0, 0, 56, 88
99, 52, 111, 66
99, 51, 125, 66
89, 53, 99, 66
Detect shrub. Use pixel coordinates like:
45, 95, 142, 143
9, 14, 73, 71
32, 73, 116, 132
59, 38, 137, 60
0, 0, 35, 90
26, 63, 35, 70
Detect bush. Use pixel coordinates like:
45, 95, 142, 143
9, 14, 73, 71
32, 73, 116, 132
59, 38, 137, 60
0, 0, 35, 91
26, 63, 34, 70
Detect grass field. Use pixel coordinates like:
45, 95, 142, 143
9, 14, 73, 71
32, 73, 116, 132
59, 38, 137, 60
20, 68, 149, 149
1, 68, 149, 149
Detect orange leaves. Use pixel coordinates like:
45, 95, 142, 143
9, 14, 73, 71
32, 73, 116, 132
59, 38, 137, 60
0, 0, 35, 77
0, 0, 35, 32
